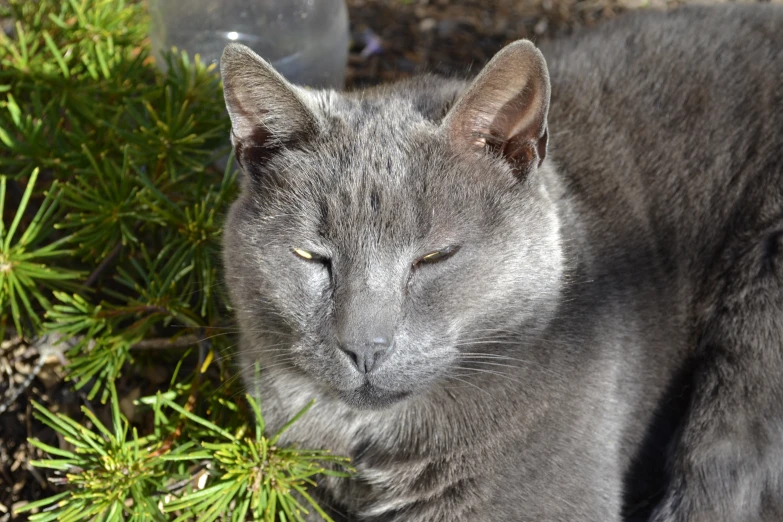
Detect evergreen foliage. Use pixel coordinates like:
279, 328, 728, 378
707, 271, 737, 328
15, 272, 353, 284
0, 0, 350, 519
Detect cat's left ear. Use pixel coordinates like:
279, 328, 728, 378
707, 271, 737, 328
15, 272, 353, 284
442, 40, 550, 179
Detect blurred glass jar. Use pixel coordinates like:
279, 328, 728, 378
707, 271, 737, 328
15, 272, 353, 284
148, 0, 349, 89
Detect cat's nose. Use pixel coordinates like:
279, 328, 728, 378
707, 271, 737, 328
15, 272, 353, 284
340, 336, 391, 374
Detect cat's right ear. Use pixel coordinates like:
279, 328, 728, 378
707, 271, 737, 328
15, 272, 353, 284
442, 40, 550, 180
220, 44, 318, 168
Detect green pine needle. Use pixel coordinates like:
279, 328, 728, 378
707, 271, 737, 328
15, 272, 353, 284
3, 0, 349, 519
19, 384, 170, 522
20, 383, 352, 522
157, 394, 353, 522
0, 169, 82, 335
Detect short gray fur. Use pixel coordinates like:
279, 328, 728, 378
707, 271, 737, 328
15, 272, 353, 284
219, 4, 783, 521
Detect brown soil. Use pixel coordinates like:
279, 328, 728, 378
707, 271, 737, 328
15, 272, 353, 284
344, 0, 687, 89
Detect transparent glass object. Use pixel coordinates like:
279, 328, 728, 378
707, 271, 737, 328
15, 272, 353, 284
148, 0, 350, 89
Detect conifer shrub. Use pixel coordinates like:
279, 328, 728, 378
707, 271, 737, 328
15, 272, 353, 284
0, 1, 350, 519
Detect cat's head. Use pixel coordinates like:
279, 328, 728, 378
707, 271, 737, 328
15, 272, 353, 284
220, 40, 564, 409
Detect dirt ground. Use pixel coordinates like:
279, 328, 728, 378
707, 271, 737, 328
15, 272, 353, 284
0, 0, 770, 519
344, 0, 689, 88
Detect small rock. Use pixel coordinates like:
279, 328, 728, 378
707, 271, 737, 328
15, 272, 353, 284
437, 19, 459, 38
13, 359, 31, 375
0, 337, 21, 350
419, 18, 437, 32
534, 18, 549, 36
11, 480, 25, 494
12, 502, 29, 516
36, 364, 63, 390
360, 28, 383, 59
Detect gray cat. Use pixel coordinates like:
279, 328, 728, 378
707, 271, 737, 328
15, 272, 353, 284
219, 4, 783, 521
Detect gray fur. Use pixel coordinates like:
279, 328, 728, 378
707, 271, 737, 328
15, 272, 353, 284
220, 4, 783, 521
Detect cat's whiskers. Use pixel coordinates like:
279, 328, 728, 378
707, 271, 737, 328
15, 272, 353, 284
441, 375, 493, 397
256, 213, 298, 221
215, 355, 299, 395
455, 355, 565, 380
453, 339, 517, 347
450, 366, 529, 388
457, 354, 540, 365
168, 323, 292, 337
455, 360, 523, 371
458, 327, 521, 335
455, 335, 575, 348
215, 344, 291, 363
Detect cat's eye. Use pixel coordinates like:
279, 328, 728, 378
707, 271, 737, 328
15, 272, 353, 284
414, 246, 460, 267
292, 248, 328, 264
293, 248, 315, 260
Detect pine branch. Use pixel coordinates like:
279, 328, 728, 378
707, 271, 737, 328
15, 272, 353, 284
84, 241, 123, 287
2, 1, 349, 519
132, 334, 200, 351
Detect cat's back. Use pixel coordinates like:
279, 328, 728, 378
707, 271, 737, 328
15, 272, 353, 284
541, 4, 783, 287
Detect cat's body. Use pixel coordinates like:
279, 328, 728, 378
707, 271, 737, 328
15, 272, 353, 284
220, 4, 783, 521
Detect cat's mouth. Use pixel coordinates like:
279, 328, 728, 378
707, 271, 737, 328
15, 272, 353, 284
338, 382, 410, 410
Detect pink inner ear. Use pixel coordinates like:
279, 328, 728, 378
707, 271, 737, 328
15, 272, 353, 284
442, 40, 551, 174
503, 84, 547, 141
461, 75, 547, 148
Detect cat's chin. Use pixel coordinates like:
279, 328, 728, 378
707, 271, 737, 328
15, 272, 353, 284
338, 383, 410, 410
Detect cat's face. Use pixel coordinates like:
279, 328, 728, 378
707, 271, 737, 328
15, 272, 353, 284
221, 42, 563, 409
